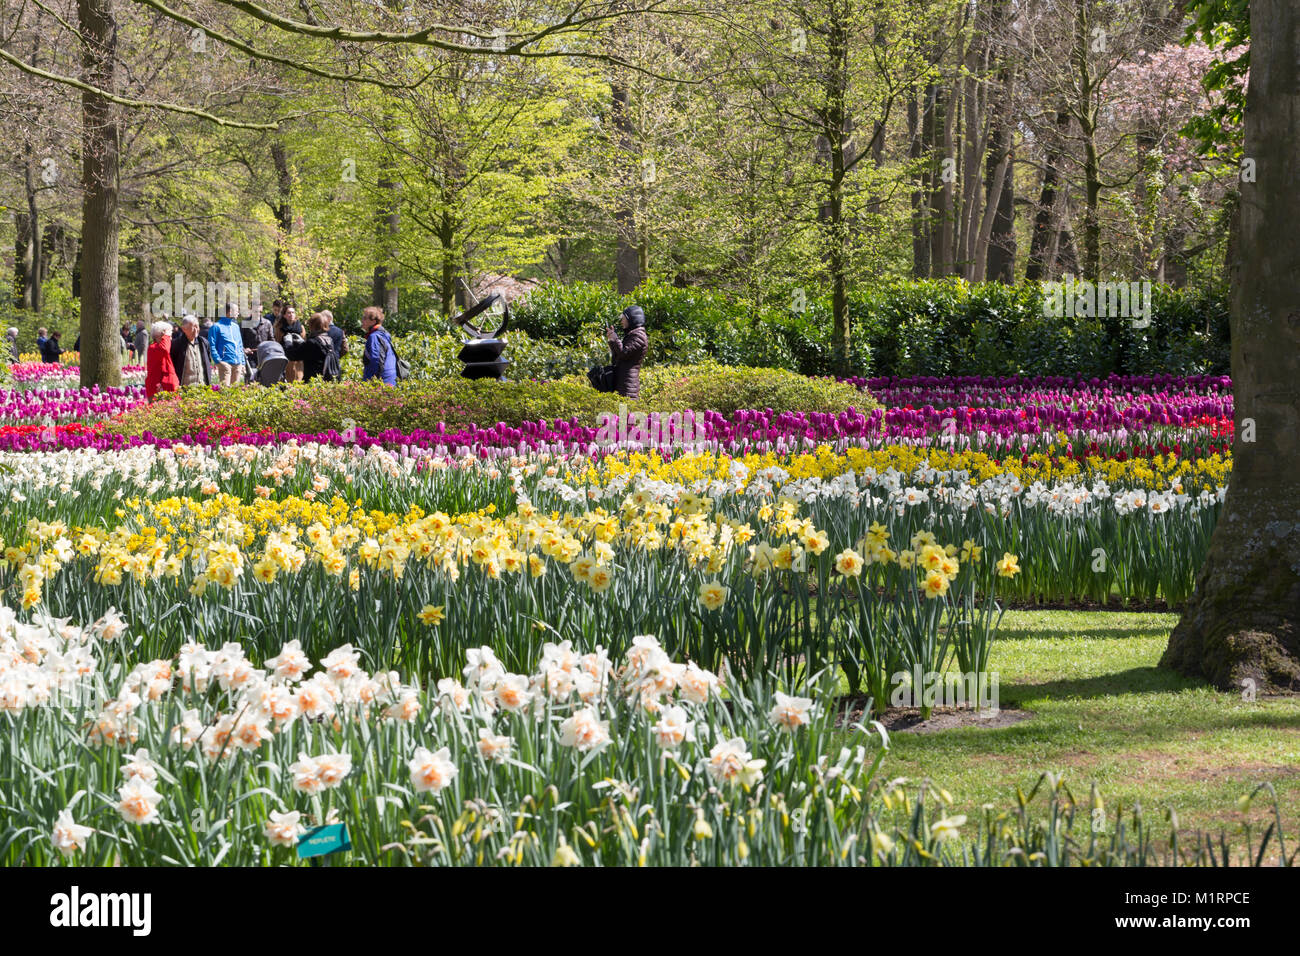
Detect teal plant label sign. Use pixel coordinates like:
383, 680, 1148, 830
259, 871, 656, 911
297, 824, 351, 859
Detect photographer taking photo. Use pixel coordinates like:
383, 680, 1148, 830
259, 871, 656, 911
589, 305, 648, 399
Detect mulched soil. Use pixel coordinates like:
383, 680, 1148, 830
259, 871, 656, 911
836, 694, 1034, 733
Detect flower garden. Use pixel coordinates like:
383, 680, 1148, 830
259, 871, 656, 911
1, 358, 1293, 869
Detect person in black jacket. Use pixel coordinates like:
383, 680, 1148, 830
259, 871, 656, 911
275, 305, 306, 382
241, 308, 274, 352
282, 313, 338, 382
605, 306, 648, 399
40, 331, 63, 364
321, 310, 348, 371
170, 315, 213, 386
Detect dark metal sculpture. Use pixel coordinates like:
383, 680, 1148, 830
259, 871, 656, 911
454, 293, 510, 380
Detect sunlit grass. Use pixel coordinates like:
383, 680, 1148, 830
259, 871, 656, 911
870, 610, 1300, 839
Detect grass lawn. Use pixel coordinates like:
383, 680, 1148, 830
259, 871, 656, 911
871, 610, 1300, 844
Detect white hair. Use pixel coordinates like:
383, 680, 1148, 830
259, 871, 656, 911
182, 315, 199, 328
150, 320, 173, 342
5, 328, 16, 338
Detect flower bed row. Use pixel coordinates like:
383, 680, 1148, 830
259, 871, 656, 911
0, 405, 1233, 461
9, 362, 146, 387
4, 606, 1281, 867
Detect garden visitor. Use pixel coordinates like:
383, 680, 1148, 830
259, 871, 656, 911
605, 305, 648, 399
208, 306, 245, 387
361, 306, 397, 385
144, 321, 180, 401
241, 305, 273, 351
171, 315, 213, 387
132, 319, 148, 361
275, 306, 305, 382
6, 328, 18, 362
40, 331, 63, 364
283, 313, 340, 383
35, 327, 48, 356
321, 310, 348, 372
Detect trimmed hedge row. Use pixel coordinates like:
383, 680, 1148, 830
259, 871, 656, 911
6, 276, 1229, 381
506, 278, 1231, 379
106, 363, 871, 439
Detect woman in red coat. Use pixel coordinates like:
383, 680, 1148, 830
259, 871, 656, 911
145, 320, 180, 401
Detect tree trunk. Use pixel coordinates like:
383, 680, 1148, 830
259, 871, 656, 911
1081, 132, 1102, 280
1026, 111, 1069, 281
972, 137, 1011, 282
271, 142, 294, 288
372, 117, 400, 316
1161, 223, 1188, 288
824, 0, 851, 375
1073, 0, 1102, 281
926, 84, 945, 275
77, 0, 121, 388
985, 122, 1016, 282
22, 158, 43, 310
39, 222, 56, 287
958, 37, 984, 280
611, 83, 640, 294
438, 205, 455, 319
985, 0, 1016, 284
935, 87, 957, 276
909, 92, 930, 278
1161, 0, 1300, 692
15, 212, 35, 311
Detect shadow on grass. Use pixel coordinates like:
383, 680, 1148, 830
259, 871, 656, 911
1001, 666, 1200, 703
994, 621, 1177, 642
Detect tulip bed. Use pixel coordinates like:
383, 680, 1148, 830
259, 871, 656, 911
0, 368, 1267, 867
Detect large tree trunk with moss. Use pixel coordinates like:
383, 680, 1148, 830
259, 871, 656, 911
1161, 0, 1300, 692
77, 0, 122, 388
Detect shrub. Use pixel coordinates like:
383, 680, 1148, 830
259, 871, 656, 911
639, 363, 867, 417
341, 329, 609, 383
105, 364, 872, 439
323, 287, 445, 336
509, 278, 1231, 378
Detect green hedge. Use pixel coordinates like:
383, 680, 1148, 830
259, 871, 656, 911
507, 278, 1231, 378
5, 275, 1231, 379
106, 364, 870, 439
339, 329, 610, 383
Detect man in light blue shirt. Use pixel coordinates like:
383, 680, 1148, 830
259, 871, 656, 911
361, 306, 397, 385
208, 304, 246, 387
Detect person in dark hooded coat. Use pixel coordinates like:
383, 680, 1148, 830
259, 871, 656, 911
605, 305, 648, 399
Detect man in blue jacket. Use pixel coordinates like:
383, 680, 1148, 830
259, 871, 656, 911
361, 306, 397, 385
209, 304, 246, 386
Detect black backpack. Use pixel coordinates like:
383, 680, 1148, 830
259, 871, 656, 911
587, 364, 616, 393
322, 344, 341, 382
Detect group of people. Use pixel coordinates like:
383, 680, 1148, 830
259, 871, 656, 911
5, 327, 73, 364
8, 298, 643, 402
142, 301, 400, 401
